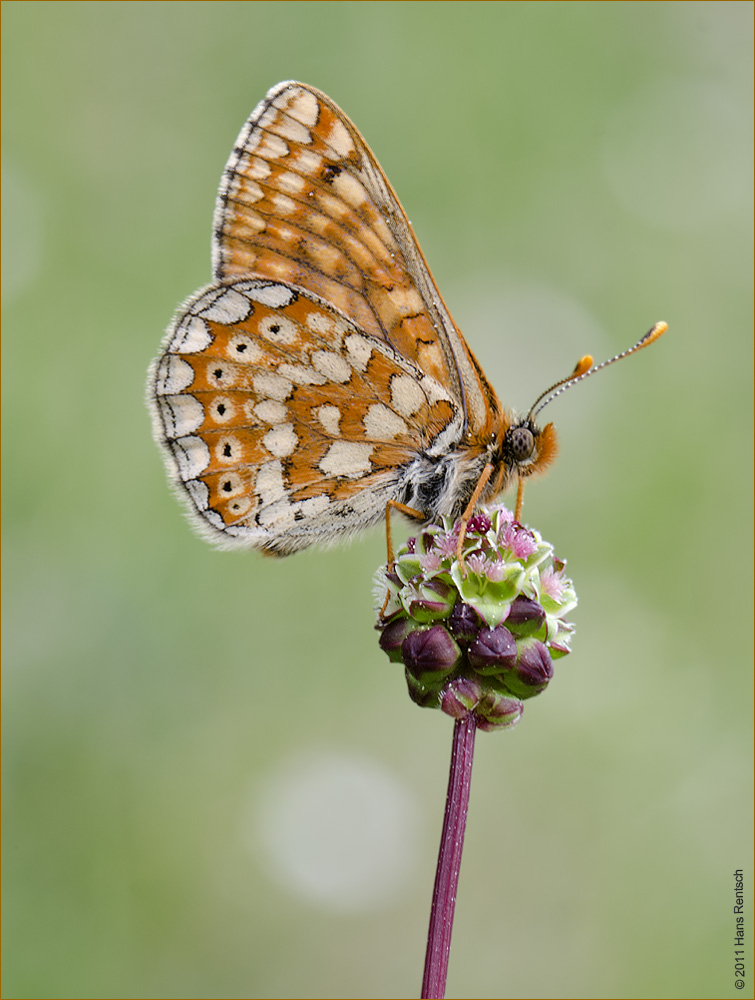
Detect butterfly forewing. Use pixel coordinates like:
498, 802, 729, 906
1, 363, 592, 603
212, 81, 496, 430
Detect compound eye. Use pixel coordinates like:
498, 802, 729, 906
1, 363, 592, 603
508, 426, 535, 463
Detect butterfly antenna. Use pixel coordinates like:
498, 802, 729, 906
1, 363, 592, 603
527, 321, 667, 421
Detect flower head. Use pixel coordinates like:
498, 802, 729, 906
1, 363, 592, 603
375, 504, 577, 731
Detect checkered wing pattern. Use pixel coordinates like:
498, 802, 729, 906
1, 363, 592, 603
148, 82, 524, 555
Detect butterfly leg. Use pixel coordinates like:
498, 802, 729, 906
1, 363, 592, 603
379, 499, 426, 618
515, 477, 526, 522
385, 499, 425, 565
455, 463, 495, 570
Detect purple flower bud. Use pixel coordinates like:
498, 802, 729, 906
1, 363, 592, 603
468, 625, 517, 675
440, 677, 482, 719
475, 691, 523, 731
506, 639, 553, 698
505, 595, 546, 637
448, 601, 483, 644
419, 531, 435, 553
467, 513, 492, 535
402, 625, 461, 683
375, 500, 578, 725
378, 617, 416, 663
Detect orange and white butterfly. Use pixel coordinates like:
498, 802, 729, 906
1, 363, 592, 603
148, 81, 665, 555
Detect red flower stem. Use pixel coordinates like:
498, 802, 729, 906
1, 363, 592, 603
421, 715, 477, 999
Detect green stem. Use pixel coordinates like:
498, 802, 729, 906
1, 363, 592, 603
421, 714, 476, 999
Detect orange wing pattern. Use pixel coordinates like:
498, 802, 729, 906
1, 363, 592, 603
212, 81, 500, 436
150, 279, 464, 553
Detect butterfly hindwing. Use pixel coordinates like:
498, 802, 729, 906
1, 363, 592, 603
149, 279, 461, 553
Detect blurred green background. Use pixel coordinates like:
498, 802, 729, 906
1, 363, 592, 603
3, 3, 752, 998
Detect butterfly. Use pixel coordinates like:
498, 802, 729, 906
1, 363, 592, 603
148, 81, 665, 556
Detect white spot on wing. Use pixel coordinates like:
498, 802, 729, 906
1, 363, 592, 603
425, 412, 464, 458
390, 374, 425, 418
419, 376, 453, 405
254, 399, 288, 423
274, 115, 313, 145
262, 423, 298, 458
278, 363, 327, 386
344, 333, 373, 372
256, 132, 290, 160
231, 178, 264, 203
248, 157, 271, 181
326, 119, 355, 158
272, 192, 297, 215
315, 404, 341, 436
256, 498, 296, 530
199, 288, 253, 323
306, 311, 336, 335
239, 282, 296, 308
320, 441, 373, 478
363, 403, 408, 441
255, 460, 287, 504
170, 315, 212, 353
386, 284, 424, 316
253, 372, 293, 400
332, 172, 368, 209
171, 436, 210, 479
158, 394, 204, 437
258, 108, 277, 129
285, 88, 320, 128
225, 204, 265, 234
155, 355, 194, 394
299, 495, 330, 517
277, 171, 307, 195
311, 350, 351, 383
185, 479, 209, 511
289, 148, 323, 177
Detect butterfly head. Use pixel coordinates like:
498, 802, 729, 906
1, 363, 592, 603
473, 416, 558, 515
499, 418, 558, 481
